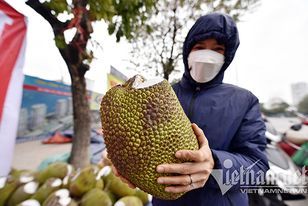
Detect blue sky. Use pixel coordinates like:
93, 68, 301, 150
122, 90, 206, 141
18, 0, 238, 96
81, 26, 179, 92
7, 0, 308, 104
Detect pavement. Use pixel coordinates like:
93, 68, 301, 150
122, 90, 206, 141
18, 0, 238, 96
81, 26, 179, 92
12, 140, 71, 171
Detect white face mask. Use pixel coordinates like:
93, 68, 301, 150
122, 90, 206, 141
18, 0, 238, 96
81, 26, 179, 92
188, 49, 225, 83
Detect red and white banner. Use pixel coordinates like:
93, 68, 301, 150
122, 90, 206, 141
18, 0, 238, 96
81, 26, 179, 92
0, 0, 27, 177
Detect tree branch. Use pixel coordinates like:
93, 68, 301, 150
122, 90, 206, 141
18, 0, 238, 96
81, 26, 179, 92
26, 0, 66, 34
169, 4, 178, 60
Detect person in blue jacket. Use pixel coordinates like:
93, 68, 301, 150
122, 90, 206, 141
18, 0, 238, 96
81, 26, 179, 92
113, 12, 269, 206
151, 12, 269, 206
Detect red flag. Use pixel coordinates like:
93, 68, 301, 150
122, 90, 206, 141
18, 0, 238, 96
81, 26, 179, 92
0, 0, 27, 177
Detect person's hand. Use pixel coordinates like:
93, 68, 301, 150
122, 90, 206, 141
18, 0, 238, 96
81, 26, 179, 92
112, 164, 136, 189
100, 149, 113, 166
156, 123, 214, 193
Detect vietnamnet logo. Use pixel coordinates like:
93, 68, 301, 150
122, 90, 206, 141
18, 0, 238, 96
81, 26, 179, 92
210, 159, 307, 195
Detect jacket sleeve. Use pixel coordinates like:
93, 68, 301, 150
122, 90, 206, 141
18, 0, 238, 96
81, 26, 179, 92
206, 94, 269, 191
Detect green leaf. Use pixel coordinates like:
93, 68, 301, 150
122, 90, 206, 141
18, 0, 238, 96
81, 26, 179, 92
107, 23, 116, 35
54, 35, 67, 49
115, 28, 124, 42
146, 24, 153, 34
89, 0, 115, 21
44, 0, 68, 15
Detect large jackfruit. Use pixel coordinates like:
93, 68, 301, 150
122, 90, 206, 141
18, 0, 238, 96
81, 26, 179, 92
100, 75, 199, 200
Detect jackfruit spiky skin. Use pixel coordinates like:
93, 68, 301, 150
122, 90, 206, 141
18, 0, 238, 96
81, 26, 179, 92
100, 75, 199, 200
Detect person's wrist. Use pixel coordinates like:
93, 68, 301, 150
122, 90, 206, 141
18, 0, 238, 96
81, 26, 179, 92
210, 149, 219, 169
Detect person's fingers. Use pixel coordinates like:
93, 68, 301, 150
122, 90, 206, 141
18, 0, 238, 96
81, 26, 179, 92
164, 179, 208, 193
157, 174, 192, 185
192, 123, 208, 146
175, 149, 210, 162
111, 165, 119, 176
175, 124, 210, 162
97, 129, 104, 135
164, 184, 192, 193
157, 173, 209, 185
156, 162, 212, 174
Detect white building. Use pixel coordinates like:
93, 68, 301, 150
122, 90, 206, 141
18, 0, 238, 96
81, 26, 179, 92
291, 82, 308, 105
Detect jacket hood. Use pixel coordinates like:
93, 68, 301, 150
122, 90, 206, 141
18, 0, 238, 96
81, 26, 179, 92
182, 12, 240, 88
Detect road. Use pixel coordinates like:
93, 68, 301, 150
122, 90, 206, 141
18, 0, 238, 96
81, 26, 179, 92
12, 140, 71, 170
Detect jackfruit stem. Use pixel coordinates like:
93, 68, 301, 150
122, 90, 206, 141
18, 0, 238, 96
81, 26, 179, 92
124, 75, 145, 88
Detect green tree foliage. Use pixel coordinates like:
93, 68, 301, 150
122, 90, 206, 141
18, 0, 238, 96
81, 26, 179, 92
261, 102, 290, 116
129, 0, 260, 80
298, 95, 308, 114
26, 0, 156, 169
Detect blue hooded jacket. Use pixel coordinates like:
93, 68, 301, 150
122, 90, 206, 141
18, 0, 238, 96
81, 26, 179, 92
152, 13, 269, 206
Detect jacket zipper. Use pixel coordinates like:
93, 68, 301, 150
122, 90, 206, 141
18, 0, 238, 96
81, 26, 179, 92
188, 86, 200, 119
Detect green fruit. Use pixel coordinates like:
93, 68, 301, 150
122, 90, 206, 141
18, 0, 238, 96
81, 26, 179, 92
0, 176, 20, 205
17, 199, 41, 206
95, 178, 104, 189
134, 189, 151, 205
37, 163, 73, 185
105, 190, 117, 205
80, 188, 112, 206
100, 75, 199, 199
43, 189, 77, 206
32, 178, 62, 203
101, 166, 135, 198
9, 169, 33, 178
93, 166, 105, 189
7, 181, 39, 206
69, 166, 97, 197
9, 168, 24, 178
114, 196, 143, 206
0, 171, 37, 205
61, 170, 76, 189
